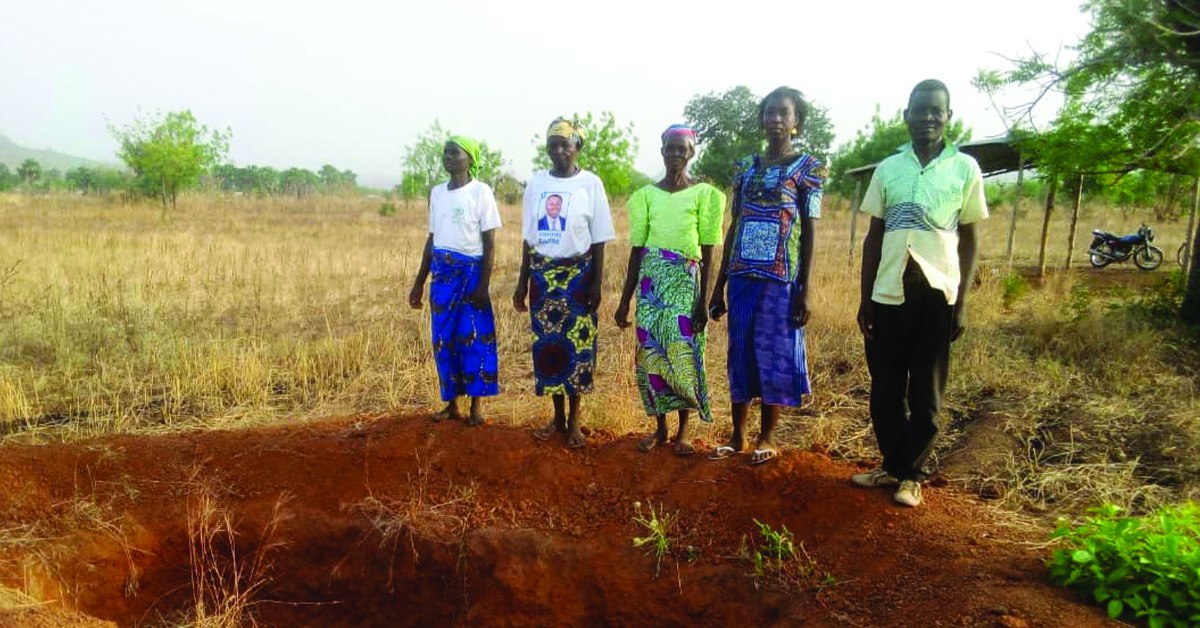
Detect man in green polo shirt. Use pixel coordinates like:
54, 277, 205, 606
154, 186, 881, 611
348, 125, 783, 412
851, 79, 988, 507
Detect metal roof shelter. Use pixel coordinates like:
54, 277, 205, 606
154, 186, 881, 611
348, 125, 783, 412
844, 138, 1035, 267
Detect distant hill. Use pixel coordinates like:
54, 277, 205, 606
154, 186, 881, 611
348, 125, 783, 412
0, 134, 111, 172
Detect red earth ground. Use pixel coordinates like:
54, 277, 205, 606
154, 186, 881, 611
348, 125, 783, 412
0, 412, 1119, 627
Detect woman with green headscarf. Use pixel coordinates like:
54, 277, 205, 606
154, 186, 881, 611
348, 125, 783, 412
409, 136, 502, 426
513, 117, 615, 449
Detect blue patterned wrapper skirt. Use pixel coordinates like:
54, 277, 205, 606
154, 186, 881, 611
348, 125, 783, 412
430, 248, 499, 401
726, 275, 810, 407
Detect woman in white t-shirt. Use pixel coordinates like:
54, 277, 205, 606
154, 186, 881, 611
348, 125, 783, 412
513, 118, 616, 449
409, 136, 502, 426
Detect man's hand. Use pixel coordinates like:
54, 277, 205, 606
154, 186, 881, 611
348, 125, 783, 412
856, 300, 875, 340
951, 301, 967, 342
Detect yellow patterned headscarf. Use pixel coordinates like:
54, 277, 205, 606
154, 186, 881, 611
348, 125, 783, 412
547, 117, 586, 147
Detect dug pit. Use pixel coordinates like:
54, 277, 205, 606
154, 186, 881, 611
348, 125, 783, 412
0, 414, 1116, 627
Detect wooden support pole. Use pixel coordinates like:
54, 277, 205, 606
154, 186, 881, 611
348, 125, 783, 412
1183, 175, 1199, 289
1005, 152, 1025, 269
1037, 179, 1058, 277
1065, 174, 1084, 271
848, 177, 864, 267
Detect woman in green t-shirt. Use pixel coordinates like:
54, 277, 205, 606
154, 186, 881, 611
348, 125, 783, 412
615, 124, 726, 456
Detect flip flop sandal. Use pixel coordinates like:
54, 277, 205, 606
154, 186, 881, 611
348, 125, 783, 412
532, 428, 556, 442
673, 444, 696, 457
750, 448, 779, 466
707, 445, 741, 461
567, 438, 588, 450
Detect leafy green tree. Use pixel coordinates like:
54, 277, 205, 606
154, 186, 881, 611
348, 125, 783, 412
398, 172, 424, 207
402, 121, 507, 197
66, 167, 95, 192
683, 86, 836, 190
109, 109, 230, 208
531, 111, 640, 197
827, 106, 970, 196
979, 0, 1200, 320
280, 167, 319, 198
0, 164, 12, 191
16, 159, 41, 185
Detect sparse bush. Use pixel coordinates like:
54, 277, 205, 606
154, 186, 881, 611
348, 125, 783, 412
1001, 271, 1029, 308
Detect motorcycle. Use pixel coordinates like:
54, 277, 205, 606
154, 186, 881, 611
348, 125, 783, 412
1088, 223, 1164, 270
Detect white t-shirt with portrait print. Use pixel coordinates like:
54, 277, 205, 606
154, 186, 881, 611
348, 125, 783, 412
428, 180, 502, 257
521, 169, 616, 259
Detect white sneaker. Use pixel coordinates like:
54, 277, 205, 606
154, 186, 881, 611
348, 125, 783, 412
851, 468, 900, 488
894, 480, 923, 507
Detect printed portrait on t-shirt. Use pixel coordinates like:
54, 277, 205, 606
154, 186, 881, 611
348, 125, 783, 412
536, 192, 571, 246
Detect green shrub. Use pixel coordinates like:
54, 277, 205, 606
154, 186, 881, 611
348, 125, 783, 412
378, 202, 397, 217
1000, 272, 1029, 308
1048, 502, 1200, 628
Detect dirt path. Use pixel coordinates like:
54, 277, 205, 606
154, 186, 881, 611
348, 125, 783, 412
0, 413, 1116, 627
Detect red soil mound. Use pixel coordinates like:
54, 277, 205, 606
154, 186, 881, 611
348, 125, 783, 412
0, 413, 1116, 627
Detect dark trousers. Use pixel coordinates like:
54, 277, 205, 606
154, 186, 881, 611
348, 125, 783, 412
864, 265, 953, 482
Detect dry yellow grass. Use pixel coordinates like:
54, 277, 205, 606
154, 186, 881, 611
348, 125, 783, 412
0, 189, 1196, 513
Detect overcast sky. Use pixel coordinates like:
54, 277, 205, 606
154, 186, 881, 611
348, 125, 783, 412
1, 0, 1091, 188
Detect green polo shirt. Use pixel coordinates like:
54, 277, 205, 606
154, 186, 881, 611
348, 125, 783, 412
861, 142, 988, 306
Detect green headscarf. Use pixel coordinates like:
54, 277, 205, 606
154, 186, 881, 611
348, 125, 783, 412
449, 135, 481, 178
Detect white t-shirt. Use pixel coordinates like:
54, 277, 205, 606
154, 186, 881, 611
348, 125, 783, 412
428, 180, 502, 257
522, 170, 616, 258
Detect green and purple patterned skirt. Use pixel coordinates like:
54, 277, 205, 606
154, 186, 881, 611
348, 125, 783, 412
634, 248, 712, 421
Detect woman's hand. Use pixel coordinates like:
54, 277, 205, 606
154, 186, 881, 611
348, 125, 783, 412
408, 283, 424, 310
512, 282, 529, 313
789, 286, 810, 329
614, 301, 632, 329
470, 285, 491, 309
708, 292, 727, 322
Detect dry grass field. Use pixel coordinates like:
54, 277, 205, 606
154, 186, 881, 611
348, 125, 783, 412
1, 189, 1197, 515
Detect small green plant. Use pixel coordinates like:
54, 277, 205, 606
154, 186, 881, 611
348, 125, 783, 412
743, 519, 826, 594
752, 519, 796, 576
1047, 502, 1200, 628
631, 501, 678, 580
378, 202, 397, 217
1000, 271, 1029, 308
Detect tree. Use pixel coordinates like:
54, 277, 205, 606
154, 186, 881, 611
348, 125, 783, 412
828, 106, 970, 196
109, 109, 230, 208
0, 164, 12, 191
530, 111, 640, 197
66, 167, 95, 193
980, 0, 1200, 321
402, 121, 507, 198
16, 159, 41, 186
683, 86, 837, 190
280, 167, 319, 198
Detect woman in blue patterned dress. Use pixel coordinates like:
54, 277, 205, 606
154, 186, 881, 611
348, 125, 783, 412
708, 87, 825, 465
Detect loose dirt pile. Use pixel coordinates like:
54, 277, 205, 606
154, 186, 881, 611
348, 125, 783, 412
0, 413, 1116, 627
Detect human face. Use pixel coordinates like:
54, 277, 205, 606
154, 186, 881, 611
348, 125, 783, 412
442, 142, 471, 176
546, 135, 579, 174
546, 195, 562, 218
660, 135, 694, 174
904, 89, 951, 145
761, 95, 799, 142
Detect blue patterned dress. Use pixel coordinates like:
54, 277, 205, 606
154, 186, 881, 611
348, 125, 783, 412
725, 154, 824, 407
